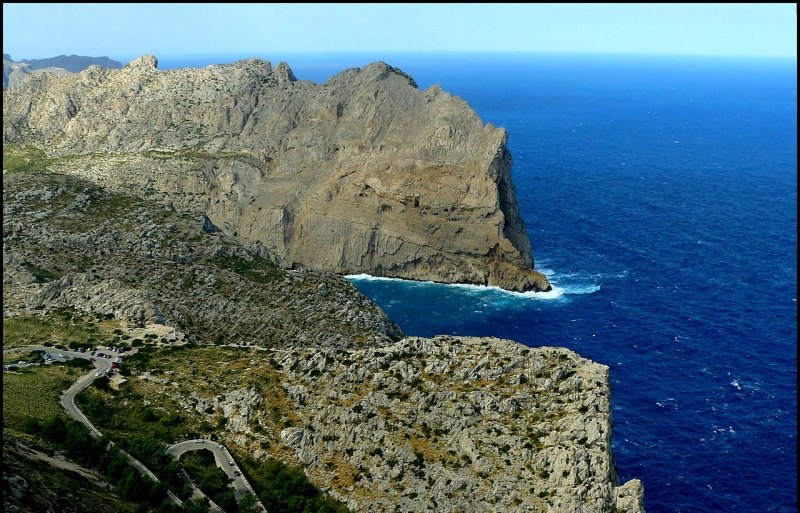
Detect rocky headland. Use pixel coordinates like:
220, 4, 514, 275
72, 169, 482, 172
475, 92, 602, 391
3, 55, 550, 292
2, 55, 646, 512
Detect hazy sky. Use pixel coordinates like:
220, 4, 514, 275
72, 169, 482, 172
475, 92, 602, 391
3, 3, 797, 61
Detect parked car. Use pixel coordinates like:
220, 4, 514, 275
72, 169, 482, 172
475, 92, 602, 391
95, 372, 103, 377
234, 470, 240, 476
229, 461, 235, 466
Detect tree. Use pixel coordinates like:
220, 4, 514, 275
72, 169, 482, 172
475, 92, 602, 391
182, 497, 210, 513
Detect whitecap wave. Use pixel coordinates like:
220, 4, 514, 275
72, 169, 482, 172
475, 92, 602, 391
562, 283, 602, 294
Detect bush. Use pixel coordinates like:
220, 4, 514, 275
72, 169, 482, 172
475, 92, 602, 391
239, 456, 353, 513
64, 358, 94, 369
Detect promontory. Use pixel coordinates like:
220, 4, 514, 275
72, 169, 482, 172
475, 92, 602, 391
2, 55, 551, 292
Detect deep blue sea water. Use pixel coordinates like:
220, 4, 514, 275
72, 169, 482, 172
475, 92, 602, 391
159, 53, 797, 513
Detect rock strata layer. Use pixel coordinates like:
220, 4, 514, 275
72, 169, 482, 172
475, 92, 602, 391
3, 55, 551, 292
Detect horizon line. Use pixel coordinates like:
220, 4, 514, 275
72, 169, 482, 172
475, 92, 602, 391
9, 49, 796, 63
105, 50, 798, 64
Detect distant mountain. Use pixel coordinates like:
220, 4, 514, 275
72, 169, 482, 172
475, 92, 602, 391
3, 54, 121, 89
22, 54, 122, 73
3, 55, 33, 89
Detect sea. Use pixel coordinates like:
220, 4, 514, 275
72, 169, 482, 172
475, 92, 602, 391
156, 53, 797, 513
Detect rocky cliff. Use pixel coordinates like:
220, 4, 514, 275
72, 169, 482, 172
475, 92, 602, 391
2, 55, 551, 292
117, 338, 645, 513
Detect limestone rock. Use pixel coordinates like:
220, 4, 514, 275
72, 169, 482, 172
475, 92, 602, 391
270, 336, 644, 513
3, 55, 551, 292
614, 479, 646, 513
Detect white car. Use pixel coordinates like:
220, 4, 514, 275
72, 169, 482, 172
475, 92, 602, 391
195, 439, 204, 443
95, 372, 103, 377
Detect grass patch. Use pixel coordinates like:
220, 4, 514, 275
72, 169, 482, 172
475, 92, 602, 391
3, 350, 45, 365
210, 253, 282, 285
2, 364, 85, 430
2, 145, 53, 174
22, 262, 60, 283
2, 310, 123, 349
238, 455, 353, 513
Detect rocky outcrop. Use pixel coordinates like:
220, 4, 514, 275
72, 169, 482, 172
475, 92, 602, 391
272, 337, 642, 513
148, 337, 644, 513
2, 55, 551, 292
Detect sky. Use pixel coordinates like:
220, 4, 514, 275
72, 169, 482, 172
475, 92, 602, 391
3, 3, 797, 61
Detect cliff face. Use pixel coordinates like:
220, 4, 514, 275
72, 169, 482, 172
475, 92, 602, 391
2, 55, 551, 292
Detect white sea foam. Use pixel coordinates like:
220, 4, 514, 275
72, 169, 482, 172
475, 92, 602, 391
346, 273, 568, 300
345, 267, 607, 302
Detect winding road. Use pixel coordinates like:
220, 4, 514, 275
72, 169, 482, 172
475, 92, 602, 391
167, 440, 265, 510
4, 345, 265, 512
